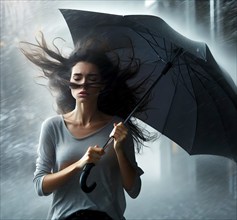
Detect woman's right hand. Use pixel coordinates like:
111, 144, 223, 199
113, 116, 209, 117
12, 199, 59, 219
42, 146, 104, 194
77, 145, 105, 169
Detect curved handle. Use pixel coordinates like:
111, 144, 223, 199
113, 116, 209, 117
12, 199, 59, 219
79, 137, 114, 193
79, 163, 97, 193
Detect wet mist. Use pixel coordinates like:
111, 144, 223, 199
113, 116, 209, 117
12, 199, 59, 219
0, 1, 236, 220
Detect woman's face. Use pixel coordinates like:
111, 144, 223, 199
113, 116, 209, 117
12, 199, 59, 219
70, 61, 103, 102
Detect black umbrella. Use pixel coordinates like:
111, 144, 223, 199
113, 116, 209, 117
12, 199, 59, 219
60, 9, 237, 193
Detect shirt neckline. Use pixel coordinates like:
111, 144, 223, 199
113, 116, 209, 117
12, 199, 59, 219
60, 114, 115, 140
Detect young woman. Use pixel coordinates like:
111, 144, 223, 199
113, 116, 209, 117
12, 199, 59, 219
21, 35, 155, 220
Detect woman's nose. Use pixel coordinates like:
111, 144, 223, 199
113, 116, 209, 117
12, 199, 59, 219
79, 77, 90, 87
81, 77, 87, 84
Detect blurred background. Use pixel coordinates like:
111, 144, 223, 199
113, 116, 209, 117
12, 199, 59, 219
0, 1, 236, 219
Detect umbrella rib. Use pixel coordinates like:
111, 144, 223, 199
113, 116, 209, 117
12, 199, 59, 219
136, 29, 179, 67
141, 29, 178, 63
131, 28, 167, 63
168, 58, 196, 101
163, 38, 169, 62
182, 57, 215, 153
183, 55, 212, 82
176, 61, 196, 100
184, 64, 198, 153
188, 63, 231, 152
165, 58, 198, 151
145, 28, 170, 62
161, 66, 181, 135
191, 67, 212, 82
169, 43, 174, 61
176, 53, 213, 101
142, 30, 172, 54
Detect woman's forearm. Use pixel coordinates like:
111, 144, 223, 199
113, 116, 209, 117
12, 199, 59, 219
115, 148, 137, 191
42, 161, 81, 194
111, 122, 137, 191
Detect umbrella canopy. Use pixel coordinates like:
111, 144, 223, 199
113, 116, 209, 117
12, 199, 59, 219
60, 9, 237, 162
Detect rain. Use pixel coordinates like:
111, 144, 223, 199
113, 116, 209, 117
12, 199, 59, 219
0, 1, 236, 219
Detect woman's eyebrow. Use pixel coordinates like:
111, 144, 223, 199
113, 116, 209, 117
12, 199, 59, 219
72, 73, 99, 76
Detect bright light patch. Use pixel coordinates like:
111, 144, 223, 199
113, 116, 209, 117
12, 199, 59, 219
145, 0, 156, 8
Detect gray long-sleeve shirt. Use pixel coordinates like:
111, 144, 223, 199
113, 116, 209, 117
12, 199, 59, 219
33, 115, 143, 220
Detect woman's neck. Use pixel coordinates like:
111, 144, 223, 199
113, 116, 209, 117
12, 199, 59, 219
72, 102, 99, 126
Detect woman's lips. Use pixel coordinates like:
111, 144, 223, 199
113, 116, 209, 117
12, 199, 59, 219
78, 91, 89, 97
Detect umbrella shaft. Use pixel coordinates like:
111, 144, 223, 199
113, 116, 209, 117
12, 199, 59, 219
161, 62, 172, 75
103, 49, 182, 149
124, 61, 173, 125
124, 48, 183, 124
102, 62, 171, 150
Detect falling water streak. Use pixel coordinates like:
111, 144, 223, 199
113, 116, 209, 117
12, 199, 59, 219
210, 0, 215, 43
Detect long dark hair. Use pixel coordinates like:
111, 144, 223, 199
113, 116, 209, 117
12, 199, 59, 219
20, 33, 157, 151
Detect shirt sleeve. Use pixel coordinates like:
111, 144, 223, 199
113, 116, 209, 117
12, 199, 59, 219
33, 118, 56, 196
123, 132, 144, 199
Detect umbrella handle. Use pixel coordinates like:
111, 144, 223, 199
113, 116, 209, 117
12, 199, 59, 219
79, 163, 96, 193
80, 137, 114, 193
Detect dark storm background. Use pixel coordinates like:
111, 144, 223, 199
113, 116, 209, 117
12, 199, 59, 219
0, 1, 236, 219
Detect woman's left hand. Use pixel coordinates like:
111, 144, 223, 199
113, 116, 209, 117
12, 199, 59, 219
109, 122, 128, 152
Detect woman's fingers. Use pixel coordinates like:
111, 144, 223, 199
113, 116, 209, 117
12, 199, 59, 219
86, 146, 104, 163
109, 122, 128, 152
110, 122, 128, 142
78, 146, 104, 169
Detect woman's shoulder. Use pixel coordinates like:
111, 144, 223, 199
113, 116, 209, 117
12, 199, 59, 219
42, 115, 63, 127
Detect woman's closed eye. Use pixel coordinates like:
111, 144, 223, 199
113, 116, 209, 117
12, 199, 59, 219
73, 75, 82, 81
88, 76, 100, 82
72, 74, 100, 83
